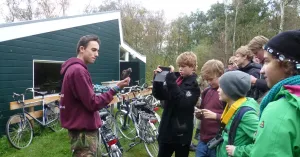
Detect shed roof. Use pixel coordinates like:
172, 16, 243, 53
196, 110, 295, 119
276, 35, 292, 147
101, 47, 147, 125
0, 11, 146, 63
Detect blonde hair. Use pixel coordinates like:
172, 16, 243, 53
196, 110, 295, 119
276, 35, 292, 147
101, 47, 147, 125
199, 76, 209, 90
229, 56, 236, 63
201, 59, 224, 79
176, 51, 198, 71
248, 36, 269, 54
235, 45, 254, 61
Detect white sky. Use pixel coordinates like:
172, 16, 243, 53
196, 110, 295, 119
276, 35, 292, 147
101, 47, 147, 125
68, 0, 220, 21
0, 0, 220, 23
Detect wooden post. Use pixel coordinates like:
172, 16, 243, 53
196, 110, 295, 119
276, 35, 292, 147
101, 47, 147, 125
29, 106, 35, 127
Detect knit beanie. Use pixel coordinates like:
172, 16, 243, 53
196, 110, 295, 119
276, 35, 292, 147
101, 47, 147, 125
219, 71, 251, 100
264, 30, 300, 69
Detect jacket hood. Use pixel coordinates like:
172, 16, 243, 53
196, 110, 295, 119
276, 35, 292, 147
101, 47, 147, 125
239, 62, 262, 72
276, 85, 300, 111
60, 57, 87, 75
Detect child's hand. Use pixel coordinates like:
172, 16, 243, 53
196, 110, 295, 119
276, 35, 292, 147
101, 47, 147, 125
153, 65, 162, 75
194, 107, 202, 113
250, 75, 257, 85
169, 65, 174, 72
226, 145, 236, 156
202, 109, 217, 120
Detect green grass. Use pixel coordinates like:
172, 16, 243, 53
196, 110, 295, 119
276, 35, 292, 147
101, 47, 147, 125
0, 107, 198, 157
0, 129, 70, 157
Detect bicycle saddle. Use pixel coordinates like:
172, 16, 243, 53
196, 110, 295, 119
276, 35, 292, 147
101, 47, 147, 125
134, 101, 147, 107
35, 91, 48, 96
99, 111, 109, 118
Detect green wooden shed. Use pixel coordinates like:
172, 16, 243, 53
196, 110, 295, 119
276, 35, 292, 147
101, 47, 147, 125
0, 11, 146, 135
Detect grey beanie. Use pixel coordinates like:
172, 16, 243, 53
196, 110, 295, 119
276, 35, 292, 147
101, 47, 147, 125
219, 71, 251, 100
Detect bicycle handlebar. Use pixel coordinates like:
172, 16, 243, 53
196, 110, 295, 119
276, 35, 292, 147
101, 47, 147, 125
12, 87, 40, 102
25, 88, 40, 93
12, 93, 24, 103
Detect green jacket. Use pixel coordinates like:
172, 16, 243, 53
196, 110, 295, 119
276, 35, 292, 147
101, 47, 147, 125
250, 85, 300, 157
217, 98, 259, 157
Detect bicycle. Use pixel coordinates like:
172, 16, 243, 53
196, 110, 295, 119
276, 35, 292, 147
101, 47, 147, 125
98, 106, 123, 157
6, 88, 62, 149
144, 94, 160, 111
115, 85, 160, 157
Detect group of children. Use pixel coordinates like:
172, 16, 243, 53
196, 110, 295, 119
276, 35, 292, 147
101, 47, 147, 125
152, 29, 300, 157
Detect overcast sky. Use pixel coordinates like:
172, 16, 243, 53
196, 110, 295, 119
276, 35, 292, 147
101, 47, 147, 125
68, 0, 220, 21
0, 0, 220, 23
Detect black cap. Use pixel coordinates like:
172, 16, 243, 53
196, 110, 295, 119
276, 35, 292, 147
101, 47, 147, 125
264, 30, 300, 69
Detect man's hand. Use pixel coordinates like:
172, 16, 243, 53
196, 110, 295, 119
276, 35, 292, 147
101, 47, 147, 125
117, 77, 130, 89
226, 145, 236, 156
202, 109, 217, 120
250, 75, 257, 85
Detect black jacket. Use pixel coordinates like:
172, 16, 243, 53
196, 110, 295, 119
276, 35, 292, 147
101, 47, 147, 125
239, 62, 267, 100
152, 73, 200, 144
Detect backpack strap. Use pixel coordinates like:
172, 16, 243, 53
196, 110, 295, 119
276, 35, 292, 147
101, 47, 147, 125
228, 106, 254, 145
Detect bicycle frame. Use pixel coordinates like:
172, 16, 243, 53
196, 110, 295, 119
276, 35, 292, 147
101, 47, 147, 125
119, 89, 152, 139
15, 89, 57, 127
99, 109, 122, 157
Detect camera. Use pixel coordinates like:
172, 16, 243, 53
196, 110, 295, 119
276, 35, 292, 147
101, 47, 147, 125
207, 135, 224, 149
154, 66, 171, 82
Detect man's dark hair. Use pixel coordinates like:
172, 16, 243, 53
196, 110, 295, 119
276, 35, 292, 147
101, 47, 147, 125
76, 35, 101, 54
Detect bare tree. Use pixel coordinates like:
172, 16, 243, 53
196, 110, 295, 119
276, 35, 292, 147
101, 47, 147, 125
84, 0, 121, 14
232, 0, 240, 54
84, 0, 98, 14
18, 0, 35, 20
4, 0, 20, 22
224, 0, 229, 62
279, 0, 293, 33
36, 0, 58, 19
57, 0, 69, 16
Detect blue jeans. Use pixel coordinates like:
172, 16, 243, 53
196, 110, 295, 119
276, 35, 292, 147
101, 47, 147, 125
196, 141, 216, 157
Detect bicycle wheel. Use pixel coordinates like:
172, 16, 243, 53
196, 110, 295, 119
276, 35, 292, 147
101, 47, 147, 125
45, 104, 63, 132
98, 130, 109, 157
144, 121, 159, 157
105, 114, 118, 138
115, 111, 137, 140
6, 114, 33, 149
110, 149, 122, 157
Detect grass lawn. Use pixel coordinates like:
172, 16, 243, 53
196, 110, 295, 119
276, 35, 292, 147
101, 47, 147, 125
0, 107, 198, 157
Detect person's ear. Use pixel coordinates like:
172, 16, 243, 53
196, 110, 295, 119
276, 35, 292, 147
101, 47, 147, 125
79, 46, 85, 53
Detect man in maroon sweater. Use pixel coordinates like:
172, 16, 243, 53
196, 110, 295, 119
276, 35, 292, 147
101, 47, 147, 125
195, 59, 226, 157
60, 35, 130, 157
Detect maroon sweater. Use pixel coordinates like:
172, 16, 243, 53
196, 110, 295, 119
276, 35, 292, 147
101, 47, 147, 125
60, 57, 116, 130
199, 87, 225, 143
